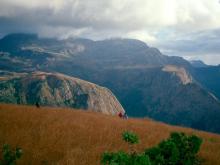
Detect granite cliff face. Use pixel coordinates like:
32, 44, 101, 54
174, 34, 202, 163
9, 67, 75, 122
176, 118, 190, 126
0, 72, 125, 115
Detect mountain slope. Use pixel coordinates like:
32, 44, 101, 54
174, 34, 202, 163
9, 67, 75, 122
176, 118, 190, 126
0, 104, 220, 165
193, 65, 220, 100
1, 33, 220, 133
82, 66, 220, 133
0, 72, 124, 115
0, 34, 192, 72
190, 60, 208, 68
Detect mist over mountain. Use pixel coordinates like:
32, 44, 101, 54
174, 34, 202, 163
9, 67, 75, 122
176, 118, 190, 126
0, 33, 220, 133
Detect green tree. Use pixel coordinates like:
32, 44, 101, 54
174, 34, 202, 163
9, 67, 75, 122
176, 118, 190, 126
101, 131, 202, 165
122, 131, 139, 144
0, 144, 23, 165
145, 132, 203, 165
101, 131, 150, 165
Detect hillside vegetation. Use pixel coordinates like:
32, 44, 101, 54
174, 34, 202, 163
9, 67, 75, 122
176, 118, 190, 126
0, 104, 220, 165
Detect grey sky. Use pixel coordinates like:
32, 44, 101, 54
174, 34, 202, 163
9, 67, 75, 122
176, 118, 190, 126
0, 0, 220, 64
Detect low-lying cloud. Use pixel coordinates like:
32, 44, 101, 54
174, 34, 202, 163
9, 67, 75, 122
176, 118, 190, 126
0, 0, 220, 64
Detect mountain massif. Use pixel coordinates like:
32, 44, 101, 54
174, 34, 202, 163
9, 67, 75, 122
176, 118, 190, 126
0, 33, 220, 133
0, 71, 124, 115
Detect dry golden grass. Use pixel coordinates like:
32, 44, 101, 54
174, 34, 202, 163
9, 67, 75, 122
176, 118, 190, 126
0, 104, 220, 165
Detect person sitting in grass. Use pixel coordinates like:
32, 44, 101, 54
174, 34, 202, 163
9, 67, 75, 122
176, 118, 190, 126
35, 102, 40, 108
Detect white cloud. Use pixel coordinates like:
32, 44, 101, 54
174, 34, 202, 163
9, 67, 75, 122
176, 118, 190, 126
0, 0, 220, 64
1, 0, 220, 31
126, 30, 157, 43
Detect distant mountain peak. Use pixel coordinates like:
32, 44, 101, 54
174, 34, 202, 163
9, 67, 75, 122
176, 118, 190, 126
190, 60, 207, 68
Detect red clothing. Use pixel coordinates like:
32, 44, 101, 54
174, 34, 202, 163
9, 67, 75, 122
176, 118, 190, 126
118, 112, 123, 118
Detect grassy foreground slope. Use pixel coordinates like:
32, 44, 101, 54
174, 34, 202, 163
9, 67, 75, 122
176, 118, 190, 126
0, 104, 220, 165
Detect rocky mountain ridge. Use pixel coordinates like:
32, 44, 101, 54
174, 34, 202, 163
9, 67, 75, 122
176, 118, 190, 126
0, 71, 125, 115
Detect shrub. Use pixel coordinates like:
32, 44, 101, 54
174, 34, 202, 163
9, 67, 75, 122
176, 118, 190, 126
101, 151, 151, 165
145, 140, 179, 165
0, 144, 23, 165
122, 131, 139, 145
129, 153, 151, 165
169, 132, 203, 165
101, 131, 202, 165
145, 132, 203, 165
101, 151, 129, 165
101, 131, 151, 165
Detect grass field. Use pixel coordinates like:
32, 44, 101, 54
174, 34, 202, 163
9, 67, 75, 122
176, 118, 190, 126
0, 104, 220, 165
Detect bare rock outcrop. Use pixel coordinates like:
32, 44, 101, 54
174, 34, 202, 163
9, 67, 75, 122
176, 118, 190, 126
0, 72, 125, 115
162, 65, 192, 85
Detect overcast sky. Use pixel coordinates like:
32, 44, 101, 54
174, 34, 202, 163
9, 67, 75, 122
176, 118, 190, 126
0, 0, 220, 65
